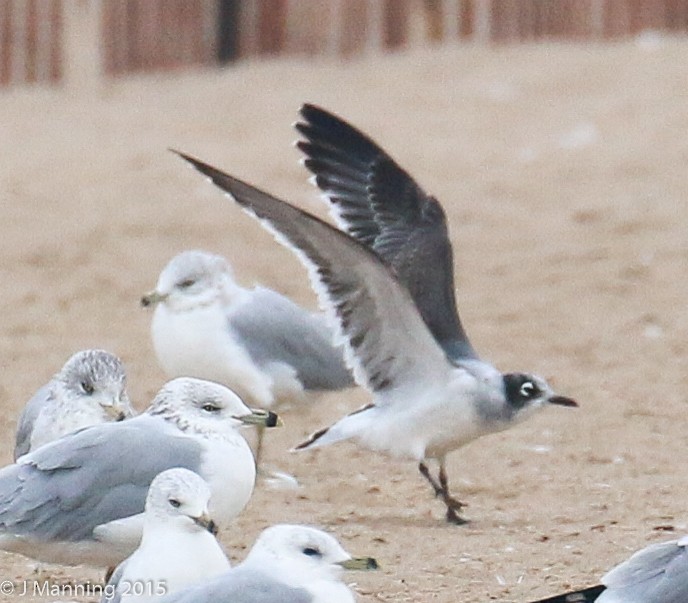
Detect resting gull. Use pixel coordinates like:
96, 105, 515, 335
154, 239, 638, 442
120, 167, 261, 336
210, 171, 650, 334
158, 524, 377, 603
103, 468, 231, 603
0, 377, 277, 567
14, 349, 134, 460
141, 250, 353, 461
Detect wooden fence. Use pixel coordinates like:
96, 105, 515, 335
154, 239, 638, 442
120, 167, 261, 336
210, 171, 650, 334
2, 0, 688, 88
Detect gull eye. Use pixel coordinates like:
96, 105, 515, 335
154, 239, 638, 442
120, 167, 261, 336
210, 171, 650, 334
80, 381, 94, 395
177, 278, 196, 289
169, 498, 181, 508
201, 403, 220, 413
519, 381, 536, 398
303, 547, 322, 558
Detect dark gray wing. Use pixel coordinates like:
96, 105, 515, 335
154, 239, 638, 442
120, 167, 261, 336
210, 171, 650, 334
596, 537, 688, 603
296, 103, 477, 360
175, 152, 453, 403
228, 287, 353, 390
158, 569, 312, 603
14, 383, 52, 460
0, 416, 202, 541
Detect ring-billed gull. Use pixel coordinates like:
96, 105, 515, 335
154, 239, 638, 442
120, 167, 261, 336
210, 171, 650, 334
103, 468, 231, 603
528, 534, 688, 603
296, 103, 476, 361
14, 349, 134, 460
174, 152, 577, 524
0, 377, 278, 567
158, 524, 377, 603
141, 250, 353, 461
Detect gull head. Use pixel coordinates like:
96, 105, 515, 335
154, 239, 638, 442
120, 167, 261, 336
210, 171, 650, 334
141, 250, 236, 312
244, 524, 377, 585
145, 468, 218, 535
147, 377, 278, 437
56, 349, 133, 421
501, 372, 577, 422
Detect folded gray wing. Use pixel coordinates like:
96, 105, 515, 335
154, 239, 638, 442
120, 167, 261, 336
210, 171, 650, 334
175, 152, 452, 401
228, 287, 353, 390
597, 538, 688, 603
14, 383, 52, 460
158, 569, 312, 603
0, 416, 202, 541
296, 103, 477, 360
102, 559, 127, 603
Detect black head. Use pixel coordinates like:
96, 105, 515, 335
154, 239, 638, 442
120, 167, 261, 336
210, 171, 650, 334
503, 373, 543, 409
503, 373, 578, 411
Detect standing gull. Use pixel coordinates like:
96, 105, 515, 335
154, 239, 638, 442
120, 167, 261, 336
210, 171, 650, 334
159, 524, 377, 603
103, 468, 231, 603
174, 152, 577, 524
295, 103, 476, 360
14, 349, 134, 460
0, 377, 277, 567
141, 250, 353, 460
528, 534, 688, 603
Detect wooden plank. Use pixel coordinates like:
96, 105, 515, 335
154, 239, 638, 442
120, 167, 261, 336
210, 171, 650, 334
200, 0, 219, 64
631, 0, 667, 32
25, 0, 37, 82
423, 0, 444, 41
34, 0, 52, 82
105, 0, 129, 75
665, 0, 688, 30
10, 0, 27, 84
101, 0, 112, 74
603, 0, 631, 37
491, 0, 519, 42
383, 0, 409, 48
340, 0, 368, 55
459, 0, 475, 39
238, 0, 260, 57
124, 0, 140, 70
283, 0, 325, 56
49, 0, 62, 82
136, 0, 158, 70
258, 0, 286, 55
172, 0, 190, 67
0, 0, 13, 85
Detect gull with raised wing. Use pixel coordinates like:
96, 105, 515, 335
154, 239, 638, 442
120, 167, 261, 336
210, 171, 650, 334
174, 152, 576, 524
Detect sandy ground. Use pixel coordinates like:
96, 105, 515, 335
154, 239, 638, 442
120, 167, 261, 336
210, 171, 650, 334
1, 36, 688, 602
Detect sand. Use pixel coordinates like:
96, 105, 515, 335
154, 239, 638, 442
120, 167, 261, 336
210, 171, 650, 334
1, 35, 688, 602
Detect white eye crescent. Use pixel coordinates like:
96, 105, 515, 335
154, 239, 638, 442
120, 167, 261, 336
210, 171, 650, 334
519, 382, 535, 398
